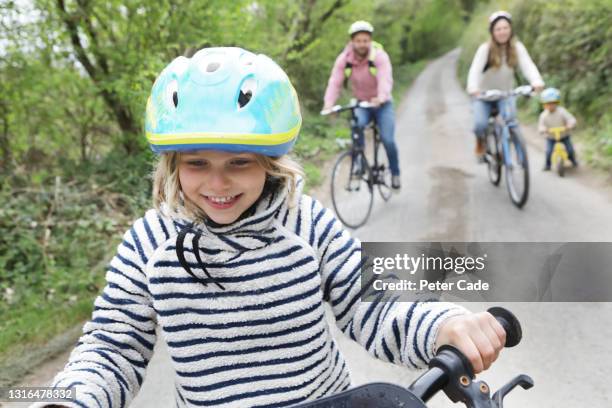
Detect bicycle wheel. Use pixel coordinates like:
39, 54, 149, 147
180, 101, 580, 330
554, 151, 565, 177
374, 139, 393, 201
485, 126, 501, 186
331, 150, 374, 228
504, 128, 530, 208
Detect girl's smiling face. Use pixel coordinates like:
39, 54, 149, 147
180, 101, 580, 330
178, 150, 266, 225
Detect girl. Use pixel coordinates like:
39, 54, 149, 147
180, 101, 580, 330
467, 10, 545, 159
36, 47, 505, 408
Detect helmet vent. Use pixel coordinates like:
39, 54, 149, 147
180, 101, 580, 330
206, 62, 221, 73
238, 90, 252, 108
237, 77, 256, 109
166, 79, 179, 109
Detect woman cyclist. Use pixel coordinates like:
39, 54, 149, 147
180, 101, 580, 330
467, 10, 544, 160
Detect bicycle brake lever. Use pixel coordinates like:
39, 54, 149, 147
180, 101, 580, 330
514, 85, 533, 96
491, 374, 534, 407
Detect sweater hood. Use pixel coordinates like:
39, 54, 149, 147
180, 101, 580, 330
160, 177, 303, 259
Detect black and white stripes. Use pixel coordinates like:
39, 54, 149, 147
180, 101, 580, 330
31, 181, 466, 408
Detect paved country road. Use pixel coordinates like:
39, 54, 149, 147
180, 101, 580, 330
5, 49, 612, 408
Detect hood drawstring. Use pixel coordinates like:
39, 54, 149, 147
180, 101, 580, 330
176, 224, 226, 291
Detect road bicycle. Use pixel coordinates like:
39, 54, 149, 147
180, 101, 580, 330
479, 86, 533, 208
321, 99, 393, 228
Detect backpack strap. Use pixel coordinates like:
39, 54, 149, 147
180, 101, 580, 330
368, 41, 383, 76
343, 61, 353, 88
343, 41, 384, 86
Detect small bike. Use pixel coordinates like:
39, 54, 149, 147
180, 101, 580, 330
548, 126, 570, 177
321, 99, 393, 228
479, 86, 533, 209
291, 307, 533, 408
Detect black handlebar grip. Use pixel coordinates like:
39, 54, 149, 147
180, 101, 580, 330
487, 307, 522, 348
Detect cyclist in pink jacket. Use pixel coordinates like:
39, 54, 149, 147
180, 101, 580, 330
323, 21, 401, 189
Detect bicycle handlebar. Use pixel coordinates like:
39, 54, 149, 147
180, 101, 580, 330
320, 98, 375, 115
408, 307, 526, 408
477, 85, 535, 102
548, 126, 568, 141
290, 307, 533, 408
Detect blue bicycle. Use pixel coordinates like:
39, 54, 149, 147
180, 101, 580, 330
479, 86, 533, 208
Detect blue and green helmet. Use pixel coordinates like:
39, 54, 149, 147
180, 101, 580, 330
145, 47, 301, 156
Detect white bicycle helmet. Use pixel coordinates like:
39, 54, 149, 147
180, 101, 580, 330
540, 88, 561, 104
489, 10, 512, 30
348, 20, 374, 36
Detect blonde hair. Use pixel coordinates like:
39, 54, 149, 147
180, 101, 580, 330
152, 151, 304, 222
487, 38, 518, 70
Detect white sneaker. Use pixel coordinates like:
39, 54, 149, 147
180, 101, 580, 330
392, 175, 401, 190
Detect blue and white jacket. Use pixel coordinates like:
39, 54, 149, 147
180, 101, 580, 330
33, 180, 466, 408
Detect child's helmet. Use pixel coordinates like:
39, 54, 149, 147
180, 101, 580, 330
540, 88, 561, 104
348, 21, 374, 36
145, 47, 301, 156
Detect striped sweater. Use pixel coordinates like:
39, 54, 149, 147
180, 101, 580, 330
32, 180, 466, 408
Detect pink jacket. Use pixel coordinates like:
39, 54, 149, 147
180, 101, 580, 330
323, 43, 393, 107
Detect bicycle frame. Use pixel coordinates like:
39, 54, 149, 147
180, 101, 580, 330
495, 116, 525, 168
347, 108, 382, 183
548, 127, 569, 161
552, 141, 569, 162
548, 126, 570, 176
322, 99, 382, 172
345, 104, 393, 202
348, 107, 368, 160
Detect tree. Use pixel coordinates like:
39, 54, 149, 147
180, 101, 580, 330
35, 0, 251, 153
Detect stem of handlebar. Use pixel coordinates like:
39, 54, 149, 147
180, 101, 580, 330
408, 366, 448, 402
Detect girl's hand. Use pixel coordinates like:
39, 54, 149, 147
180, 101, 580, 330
434, 312, 506, 374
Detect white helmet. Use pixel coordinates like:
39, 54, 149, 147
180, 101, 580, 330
489, 10, 512, 27
348, 20, 374, 36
